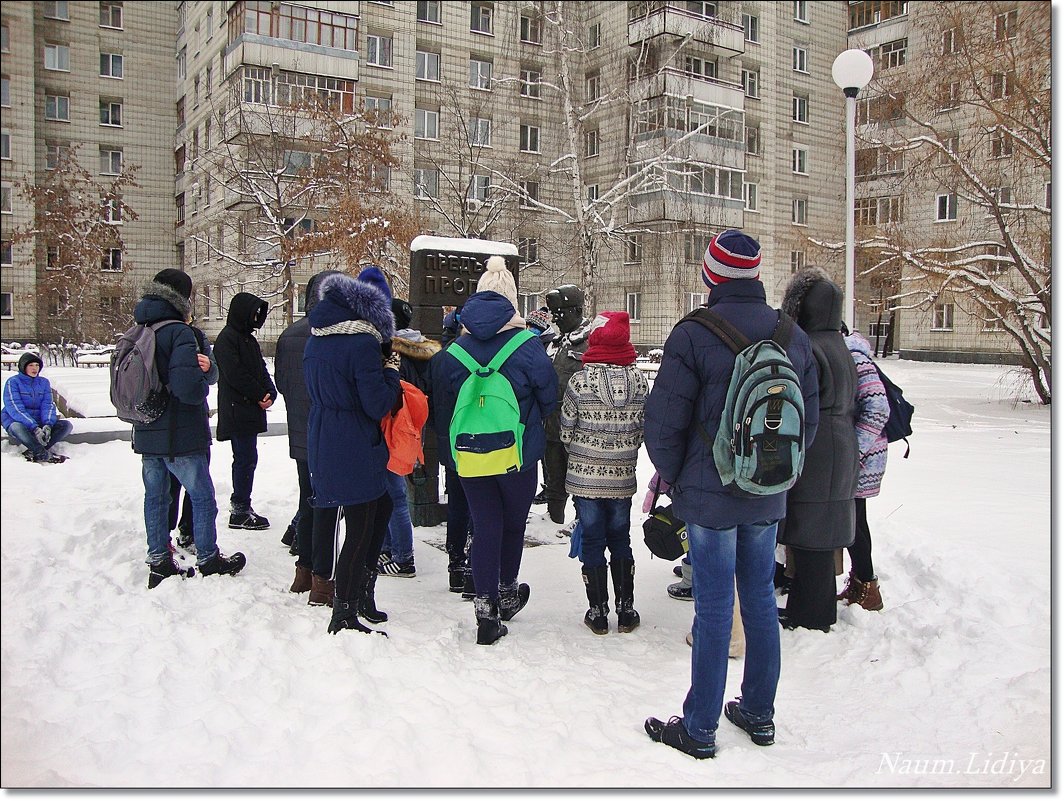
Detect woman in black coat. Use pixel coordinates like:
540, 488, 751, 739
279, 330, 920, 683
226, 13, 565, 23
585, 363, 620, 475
777, 268, 859, 632
214, 291, 277, 530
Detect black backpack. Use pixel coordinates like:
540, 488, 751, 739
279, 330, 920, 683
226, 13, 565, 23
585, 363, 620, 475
872, 362, 913, 458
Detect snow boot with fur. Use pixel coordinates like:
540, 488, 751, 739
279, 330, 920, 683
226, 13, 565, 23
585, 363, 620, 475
610, 559, 640, 633
498, 580, 531, 621
838, 572, 884, 611
582, 565, 610, 635
308, 574, 334, 607
474, 595, 508, 645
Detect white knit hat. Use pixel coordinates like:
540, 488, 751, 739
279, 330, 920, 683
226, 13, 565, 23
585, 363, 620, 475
476, 256, 519, 311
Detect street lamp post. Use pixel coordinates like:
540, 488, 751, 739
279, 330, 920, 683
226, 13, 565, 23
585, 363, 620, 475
832, 49, 874, 333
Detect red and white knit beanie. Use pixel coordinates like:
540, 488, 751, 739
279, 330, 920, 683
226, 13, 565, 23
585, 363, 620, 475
582, 311, 637, 366
702, 229, 762, 288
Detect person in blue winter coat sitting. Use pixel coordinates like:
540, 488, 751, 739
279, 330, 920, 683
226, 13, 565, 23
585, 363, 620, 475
2, 352, 72, 463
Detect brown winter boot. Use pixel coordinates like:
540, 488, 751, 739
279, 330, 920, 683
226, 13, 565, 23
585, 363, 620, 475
838, 572, 884, 611
308, 574, 334, 607
290, 564, 313, 594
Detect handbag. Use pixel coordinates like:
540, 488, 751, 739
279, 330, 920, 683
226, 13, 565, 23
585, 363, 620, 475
642, 485, 689, 561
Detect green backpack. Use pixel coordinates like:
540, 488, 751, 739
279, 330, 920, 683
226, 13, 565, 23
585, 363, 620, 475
448, 329, 535, 478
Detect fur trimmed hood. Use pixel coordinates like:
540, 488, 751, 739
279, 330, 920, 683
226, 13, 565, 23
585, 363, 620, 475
140, 280, 191, 321
309, 272, 395, 340
392, 335, 441, 362
781, 267, 843, 333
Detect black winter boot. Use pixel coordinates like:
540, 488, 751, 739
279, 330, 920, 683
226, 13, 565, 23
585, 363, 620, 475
147, 557, 193, 589
199, 551, 247, 577
498, 581, 530, 621
581, 565, 610, 635
327, 597, 385, 636
473, 595, 508, 645
547, 498, 566, 525
447, 552, 466, 593
359, 568, 389, 624
610, 559, 641, 633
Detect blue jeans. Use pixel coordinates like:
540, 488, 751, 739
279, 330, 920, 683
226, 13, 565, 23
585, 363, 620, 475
381, 470, 414, 563
6, 419, 73, 457
682, 519, 781, 743
143, 454, 219, 566
229, 434, 259, 512
573, 496, 633, 569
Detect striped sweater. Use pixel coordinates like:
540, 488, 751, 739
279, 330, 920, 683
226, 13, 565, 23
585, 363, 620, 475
846, 332, 890, 498
559, 363, 648, 499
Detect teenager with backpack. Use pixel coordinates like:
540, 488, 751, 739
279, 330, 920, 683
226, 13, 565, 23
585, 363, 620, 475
304, 270, 401, 635
777, 267, 860, 633
132, 269, 245, 588
430, 257, 558, 645
643, 231, 819, 759
558, 311, 647, 635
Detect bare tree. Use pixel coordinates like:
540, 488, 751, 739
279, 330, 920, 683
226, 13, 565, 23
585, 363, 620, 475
13, 145, 140, 344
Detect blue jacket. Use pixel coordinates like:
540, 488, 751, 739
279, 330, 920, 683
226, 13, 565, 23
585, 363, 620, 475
429, 291, 559, 473
304, 273, 400, 507
130, 282, 212, 458
644, 280, 820, 530
2, 354, 58, 431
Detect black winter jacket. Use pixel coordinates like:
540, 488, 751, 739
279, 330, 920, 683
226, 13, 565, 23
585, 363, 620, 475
214, 292, 277, 441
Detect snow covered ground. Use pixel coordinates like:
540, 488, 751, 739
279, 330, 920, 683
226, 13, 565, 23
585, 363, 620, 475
0, 358, 1050, 788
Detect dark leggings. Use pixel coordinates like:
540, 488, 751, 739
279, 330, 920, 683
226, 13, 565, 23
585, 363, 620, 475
847, 498, 875, 582
785, 547, 837, 631
319, 493, 393, 603
294, 459, 315, 569
462, 468, 537, 599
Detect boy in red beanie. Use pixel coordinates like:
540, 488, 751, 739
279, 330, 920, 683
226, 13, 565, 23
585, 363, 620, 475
558, 312, 648, 635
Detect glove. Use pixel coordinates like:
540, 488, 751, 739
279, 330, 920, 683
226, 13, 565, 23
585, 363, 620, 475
35, 427, 49, 446
384, 351, 401, 371
381, 340, 393, 360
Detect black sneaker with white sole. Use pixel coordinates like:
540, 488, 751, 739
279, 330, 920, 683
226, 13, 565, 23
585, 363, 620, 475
724, 699, 775, 746
667, 581, 693, 601
229, 511, 269, 530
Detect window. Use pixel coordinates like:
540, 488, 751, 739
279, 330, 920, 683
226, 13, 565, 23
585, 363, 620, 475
0, 292, 11, 319
626, 235, 643, 263
742, 68, 760, 98
743, 181, 758, 211
43, 1, 69, 20
469, 58, 492, 89
687, 292, 709, 311
626, 292, 641, 322
520, 12, 541, 44
46, 143, 68, 169
520, 68, 542, 98
936, 192, 957, 221
414, 107, 439, 139
937, 81, 960, 112
790, 250, 806, 273
1, 239, 11, 267
468, 117, 492, 146
518, 239, 540, 268
792, 47, 808, 73
792, 94, 809, 123
684, 55, 717, 80
1045, 182, 1051, 209
103, 199, 122, 224
989, 186, 1013, 210
416, 50, 441, 81
792, 198, 808, 225
416, 0, 441, 23
991, 71, 1015, 100
940, 133, 959, 164
0, 25, 7, 53
857, 196, 903, 224
520, 124, 540, 153
984, 244, 1009, 273
413, 167, 439, 198
520, 180, 540, 207
100, 53, 124, 79
942, 26, 959, 55
45, 93, 70, 121
0, 182, 10, 214
0, 130, 9, 161
101, 248, 122, 272
470, 3, 493, 34
792, 147, 808, 174
932, 302, 954, 331
47, 245, 61, 270
794, 1, 809, 23
177, 46, 186, 80
879, 38, 907, 70
687, 1, 716, 17
99, 99, 122, 126
367, 163, 391, 190
365, 95, 393, 126
100, 148, 123, 175
283, 150, 312, 175
743, 13, 759, 43
995, 9, 1017, 41
586, 184, 599, 202
991, 131, 1013, 158
585, 129, 599, 157
45, 43, 70, 72
587, 22, 601, 49
100, 3, 123, 29
468, 174, 490, 202
745, 123, 761, 155
586, 73, 600, 102
366, 34, 393, 67
0, 77, 8, 108
205, 65, 213, 95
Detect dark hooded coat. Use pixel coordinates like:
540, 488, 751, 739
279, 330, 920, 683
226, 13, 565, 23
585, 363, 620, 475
429, 290, 558, 473
214, 292, 277, 441
274, 271, 339, 462
304, 273, 401, 507
777, 269, 860, 550
130, 281, 212, 457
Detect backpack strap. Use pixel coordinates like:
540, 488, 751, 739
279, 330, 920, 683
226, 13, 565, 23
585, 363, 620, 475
449, 329, 535, 375
770, 312, 795, 351
680, 308, 751, 355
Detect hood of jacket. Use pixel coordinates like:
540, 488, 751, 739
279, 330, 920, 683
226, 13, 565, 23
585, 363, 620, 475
845, 330, 874, 358
227, 292, 268, 333
309, 272, 395, 339
781, 267, 843, 333
584, 362, 642, 409
18, 352, 43, 374
305, 269, 342, 316
393, 334, 441, 362
459, 291, 519, 341
134, 281, 190, 326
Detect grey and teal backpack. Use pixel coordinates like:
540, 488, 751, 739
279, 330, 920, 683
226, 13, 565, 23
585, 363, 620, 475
684, 308, 806, 497
448, 329, 535, 478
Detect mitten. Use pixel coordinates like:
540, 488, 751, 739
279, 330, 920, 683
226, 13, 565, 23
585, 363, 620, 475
35, 427, 49, 446
384, 351, 401, 371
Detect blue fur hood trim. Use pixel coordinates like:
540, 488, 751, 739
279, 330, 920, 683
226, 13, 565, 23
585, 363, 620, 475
309, 272, 395, 339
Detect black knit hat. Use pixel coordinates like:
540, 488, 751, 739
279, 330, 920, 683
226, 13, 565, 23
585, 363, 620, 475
154, 269, 193, 300
392, 298, 413, 330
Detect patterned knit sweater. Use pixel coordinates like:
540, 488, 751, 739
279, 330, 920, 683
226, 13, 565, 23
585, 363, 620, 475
846, 332, 890, 498
559, 363, 648, 499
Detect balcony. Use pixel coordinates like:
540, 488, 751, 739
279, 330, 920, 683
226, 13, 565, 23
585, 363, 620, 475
223, 36, 359, 86
629, 5, 744, 57
628, 191, 744, 226
631, 67, 745, 110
